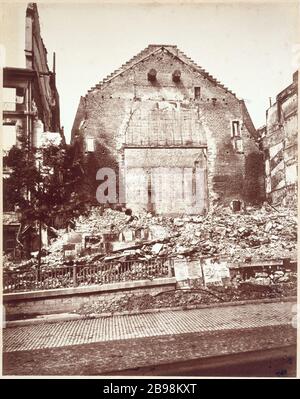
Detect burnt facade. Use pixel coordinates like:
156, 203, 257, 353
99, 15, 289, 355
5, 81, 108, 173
72, 45, 264, 215
259, 71, 298, 207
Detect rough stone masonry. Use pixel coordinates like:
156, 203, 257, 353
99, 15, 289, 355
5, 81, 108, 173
71, 45, 264, 214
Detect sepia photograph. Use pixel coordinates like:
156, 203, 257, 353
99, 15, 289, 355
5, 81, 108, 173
0, 0, 298, 378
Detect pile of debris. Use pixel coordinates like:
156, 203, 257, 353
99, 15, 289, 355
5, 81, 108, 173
68, 202, 297, 264
4, 202, 297, 272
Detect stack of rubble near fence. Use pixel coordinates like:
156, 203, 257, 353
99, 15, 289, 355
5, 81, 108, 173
3, 203, 297, 271
230, 268, 297, 288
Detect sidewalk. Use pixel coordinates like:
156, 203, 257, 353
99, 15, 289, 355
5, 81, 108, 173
3, 300, 295, 353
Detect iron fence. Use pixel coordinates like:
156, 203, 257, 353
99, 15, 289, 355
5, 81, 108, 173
3, 258, 174, 293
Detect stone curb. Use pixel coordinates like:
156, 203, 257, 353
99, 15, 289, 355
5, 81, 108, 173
4, 295, 297, 328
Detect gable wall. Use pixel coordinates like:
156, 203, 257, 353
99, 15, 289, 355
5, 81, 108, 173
73, 49, 263, 211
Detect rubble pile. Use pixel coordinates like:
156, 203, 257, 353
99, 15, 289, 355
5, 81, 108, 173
74, 203, 297, 264
75, 207, 130, 234
169, 205, 297, 262
78, 280, 297, 315
2, 255, 18, 271
4, 203, 297, 272
3, 254, 38, 272
40, 230, 71, 267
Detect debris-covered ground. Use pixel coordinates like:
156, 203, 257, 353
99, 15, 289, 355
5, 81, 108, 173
77, 280, 297, 316
3, 203, 297, 272
46, 203, 299, 265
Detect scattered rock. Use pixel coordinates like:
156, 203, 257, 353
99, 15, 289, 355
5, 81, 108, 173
151, 243, 164, 254
4, 204, 297, 276
173, 219, 184, 227
265, 221, 273, 233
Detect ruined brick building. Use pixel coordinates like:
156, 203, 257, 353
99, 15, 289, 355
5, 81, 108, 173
71, 45, 264, 215
258, 71, 298, 207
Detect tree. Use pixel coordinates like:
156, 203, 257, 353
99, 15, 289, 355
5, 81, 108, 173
3, 140, 92, 271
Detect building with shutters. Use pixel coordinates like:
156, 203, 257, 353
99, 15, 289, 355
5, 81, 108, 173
71, 44, 264, 215
258, 71, 298, 207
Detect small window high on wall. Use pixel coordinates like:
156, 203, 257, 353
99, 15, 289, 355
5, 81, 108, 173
232, 121, 240, 137
86, 137, 95, 152
194, 87, 201, 100
234, 138, 244, 153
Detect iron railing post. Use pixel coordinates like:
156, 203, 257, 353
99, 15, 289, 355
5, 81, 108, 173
73, 264, 77, 287
168, 258, 173, 277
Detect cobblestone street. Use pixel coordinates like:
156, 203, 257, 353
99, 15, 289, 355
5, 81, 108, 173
3, 300, 295, 352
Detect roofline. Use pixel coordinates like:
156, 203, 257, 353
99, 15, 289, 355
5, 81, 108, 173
86, 45, 238, 98
88, 46, 166, 93
148, 44, 177, 47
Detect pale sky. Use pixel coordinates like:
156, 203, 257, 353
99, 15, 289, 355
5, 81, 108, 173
1, 1, 299, 143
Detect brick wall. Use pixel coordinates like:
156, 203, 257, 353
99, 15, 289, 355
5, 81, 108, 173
72, 46, 263, 212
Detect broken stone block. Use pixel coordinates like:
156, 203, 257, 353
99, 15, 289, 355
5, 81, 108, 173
215, 226, 227, 235
255, 272, 269, 278
149, 224, 168, 240
151, 243, 164, 254
191, 216, 202, 223
274, 270, 284, 275
173, 218, 184, 227
176, 245, 190, 254
254, 277, 272, 286
271, 235, 279, 241
264, 221, 273, 233
277, 276, 289, 283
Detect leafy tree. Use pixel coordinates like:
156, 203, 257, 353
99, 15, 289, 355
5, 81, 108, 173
4, 144, 87, 224
3, 140, 92, 269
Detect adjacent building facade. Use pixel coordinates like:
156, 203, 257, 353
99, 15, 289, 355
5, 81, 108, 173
2, 2, 62, 158
72, 44, 264, 215
258, 71, 298, 207
2, 2, 63, 255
